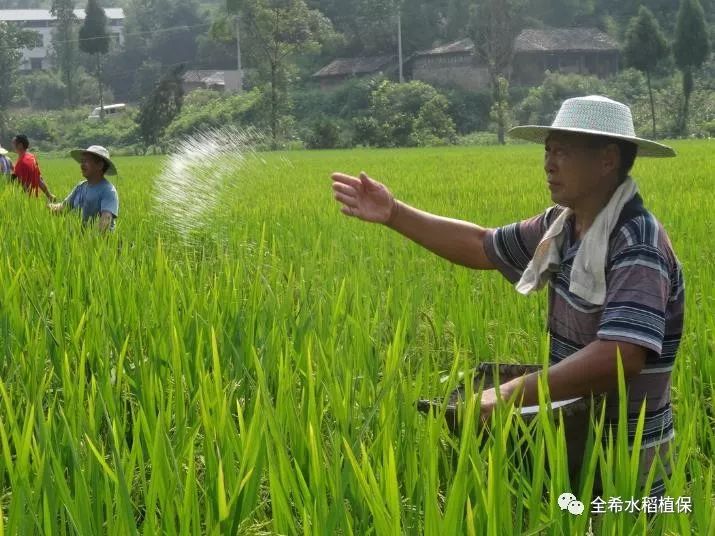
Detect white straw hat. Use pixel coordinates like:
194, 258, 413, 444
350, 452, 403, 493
508, 95, 675, 157
0, 145, 8, 155
70, 145, 117, 175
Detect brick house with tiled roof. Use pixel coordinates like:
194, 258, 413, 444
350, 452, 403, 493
410, 28, 619, 91
312, 56, 397, 90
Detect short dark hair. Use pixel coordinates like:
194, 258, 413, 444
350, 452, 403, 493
586, 136, 638, 182
13, 134, 29, 150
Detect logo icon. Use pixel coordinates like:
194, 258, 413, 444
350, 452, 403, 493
558, 492, 585, 516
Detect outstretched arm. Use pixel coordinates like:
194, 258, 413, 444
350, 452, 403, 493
331, 171, 495, 270
386, 199, 495, 270
38, 177, 56, 202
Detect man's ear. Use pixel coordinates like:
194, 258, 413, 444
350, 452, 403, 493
601, 143, 620, 177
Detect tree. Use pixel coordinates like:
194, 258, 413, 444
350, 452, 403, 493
136, 65, 186, 152
400, 0, 445, 56
50, 0, 79, 106
468, 0, 524, 144
515, 71, 606, 125
673, 0, 710, 135
148, 0, 203, 67
102, 0, 153, 102
489, 76, 512, 142
445, 0, 471, 40
412, 94, 457, 146
105, 0, 209, 102
0, 22, 34, 140
300, 0, 451, 58
623, 6, 669, 139
233, 0, 334, 147
356, 0, 400, 55
523, 0, 596, 27
360, 80, 456, 147
79, 0, 110, 119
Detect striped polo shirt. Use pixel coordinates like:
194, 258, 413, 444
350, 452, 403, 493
484, 193, 685, 497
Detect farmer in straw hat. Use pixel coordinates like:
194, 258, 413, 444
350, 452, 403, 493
331, 95, 683, 498
0, 143, 13, 179
48, 145, 119, 232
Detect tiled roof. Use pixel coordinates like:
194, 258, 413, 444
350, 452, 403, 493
514, 28, 618, 52
415, 38, 474, 56
313, 56, 395, 77
415, 28, 618, 57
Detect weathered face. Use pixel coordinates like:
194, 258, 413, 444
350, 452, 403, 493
543, 131, 618, 209
80, 153, 105, 179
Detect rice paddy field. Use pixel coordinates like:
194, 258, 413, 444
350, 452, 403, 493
0, 141, 713, 535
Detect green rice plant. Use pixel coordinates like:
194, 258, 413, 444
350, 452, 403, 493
0, 141, 712, 534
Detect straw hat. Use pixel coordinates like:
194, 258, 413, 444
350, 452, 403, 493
508, 95, 675, 157
0, 145, 8, 156
70, 145, 117, 176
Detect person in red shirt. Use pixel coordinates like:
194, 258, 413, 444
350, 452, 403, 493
11, 134, 56, 201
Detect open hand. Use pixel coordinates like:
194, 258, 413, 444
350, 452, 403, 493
331, 171, 397, 224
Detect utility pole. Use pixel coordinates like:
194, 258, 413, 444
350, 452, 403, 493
98, 56, 104, 120
235, 14, 243, 92
397, 10, 403, 83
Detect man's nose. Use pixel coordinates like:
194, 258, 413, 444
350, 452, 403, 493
544, 152, 556, 174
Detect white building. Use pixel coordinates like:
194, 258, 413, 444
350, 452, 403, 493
0, 8, 124, 71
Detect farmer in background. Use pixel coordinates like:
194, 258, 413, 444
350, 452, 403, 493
331, 96, 683, 498
11, 135, 56, 200
0, 144, 13, 179
48, 145, 119, 232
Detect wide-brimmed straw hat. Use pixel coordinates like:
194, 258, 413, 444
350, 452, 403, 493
0, 145, 8, 156
508, 95, 675, 157
70, 145, 117, 176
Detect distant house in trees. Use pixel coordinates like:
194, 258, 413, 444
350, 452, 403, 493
512, 28, 620, 85
0, 8, 124, 71
410, 28, 619, 91
182, 70, 242, 93
410, 38, 488, 91
312, 56, 397, 90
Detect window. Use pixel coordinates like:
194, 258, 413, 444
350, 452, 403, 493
30, 58, 43, 70
28, 31, 44, 48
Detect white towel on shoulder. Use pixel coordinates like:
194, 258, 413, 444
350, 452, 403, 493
515, 177, 638, 305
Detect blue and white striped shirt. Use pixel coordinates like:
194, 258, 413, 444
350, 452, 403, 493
484, 193, 685, 497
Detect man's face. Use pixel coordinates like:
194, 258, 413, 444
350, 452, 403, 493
80, 153, 104, 178
11, 138, 23, 153
543, 132, 617, 208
